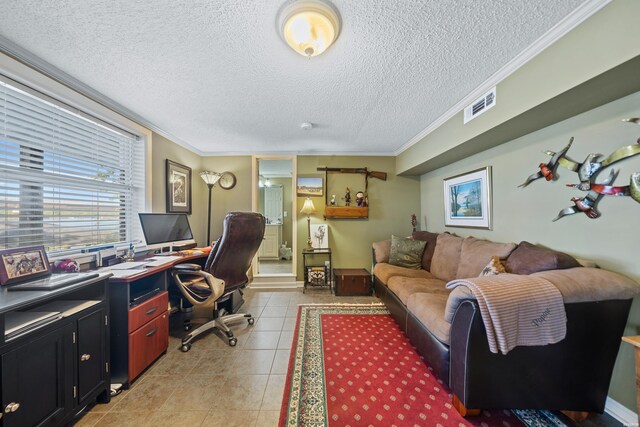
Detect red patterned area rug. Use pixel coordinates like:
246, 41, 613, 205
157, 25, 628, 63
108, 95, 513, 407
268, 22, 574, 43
279, 304, 569, 427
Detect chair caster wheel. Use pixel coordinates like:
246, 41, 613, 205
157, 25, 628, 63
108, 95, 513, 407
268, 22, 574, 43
228, 337, 237, 346
225, 330, 234, 338
180, 343, 192, 352
248, 318, 255, 325
184, 325, 192, 331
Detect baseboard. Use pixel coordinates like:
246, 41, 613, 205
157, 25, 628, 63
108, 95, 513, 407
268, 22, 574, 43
605, 397, 638, 425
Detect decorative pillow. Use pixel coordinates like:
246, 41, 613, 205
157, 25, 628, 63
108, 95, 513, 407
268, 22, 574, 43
412, 231, 439, 271
479, 256, 506, 277
372, 239, 391, 264
388, 235, 427, 270
505, 241, 580, 275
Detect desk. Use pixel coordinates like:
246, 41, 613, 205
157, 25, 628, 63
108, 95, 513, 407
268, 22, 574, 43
622, 336, 640, 416
0, 274, 111, 427
104, 252, 208, 387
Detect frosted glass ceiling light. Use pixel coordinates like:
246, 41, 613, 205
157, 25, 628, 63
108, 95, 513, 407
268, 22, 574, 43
278, 0, 341, 58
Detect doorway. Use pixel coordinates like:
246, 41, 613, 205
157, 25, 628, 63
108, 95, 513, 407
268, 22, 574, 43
252, 156, 297, 286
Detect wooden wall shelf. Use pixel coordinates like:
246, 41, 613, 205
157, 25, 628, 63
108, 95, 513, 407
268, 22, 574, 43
324, 206, 368, 219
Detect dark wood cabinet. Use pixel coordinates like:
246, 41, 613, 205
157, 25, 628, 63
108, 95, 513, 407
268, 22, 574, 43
1, 324, 74, 427
0, 275, 110, 427
333, 268, 372, 296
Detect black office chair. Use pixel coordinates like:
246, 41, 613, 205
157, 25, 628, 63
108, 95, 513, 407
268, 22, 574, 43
171, 211, 265, 351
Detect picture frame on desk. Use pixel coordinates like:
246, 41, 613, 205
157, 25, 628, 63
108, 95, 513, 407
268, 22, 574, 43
0, 245, 51, 285
166, 159, 192, 214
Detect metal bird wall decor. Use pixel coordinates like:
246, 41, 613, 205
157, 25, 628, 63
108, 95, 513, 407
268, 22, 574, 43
519, 118, 640, 221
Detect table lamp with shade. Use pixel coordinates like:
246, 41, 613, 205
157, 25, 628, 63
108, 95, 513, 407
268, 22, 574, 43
300, 198, 316, 249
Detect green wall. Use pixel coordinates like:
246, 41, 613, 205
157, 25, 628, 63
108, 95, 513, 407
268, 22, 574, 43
398, 0, 640, 176
150, 133, 207, 245
419, 91, 640, 411
296, 156, 420, 280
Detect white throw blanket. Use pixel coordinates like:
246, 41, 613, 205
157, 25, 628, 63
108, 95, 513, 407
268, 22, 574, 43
446, 274, 567, 355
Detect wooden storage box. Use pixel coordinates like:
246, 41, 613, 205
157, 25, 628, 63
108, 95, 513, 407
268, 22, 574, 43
333, 268, 372, 296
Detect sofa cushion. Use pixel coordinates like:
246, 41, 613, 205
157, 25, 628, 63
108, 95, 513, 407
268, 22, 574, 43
373, 263, 434, 285
388, 276, 448, 305
407, 293, 451, 345
430, 233, 464, 281
372, 239, 391, 263
412, 231, 439, 271
505, 241, 580, 275
479, 256, 507, 276
389, 235, 427, 269
456, 237, 516, 279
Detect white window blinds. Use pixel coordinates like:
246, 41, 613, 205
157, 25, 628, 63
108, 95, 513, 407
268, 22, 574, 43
0, 78, 145, 252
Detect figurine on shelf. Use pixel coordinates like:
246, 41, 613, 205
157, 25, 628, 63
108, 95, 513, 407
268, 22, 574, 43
344, 187, 351, 206
411, 213, 417, 232
330, 194, 336, 206
356, 191, 365, 207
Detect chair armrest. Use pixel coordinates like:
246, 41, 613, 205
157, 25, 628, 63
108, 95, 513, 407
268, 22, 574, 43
173, 263, 202, 272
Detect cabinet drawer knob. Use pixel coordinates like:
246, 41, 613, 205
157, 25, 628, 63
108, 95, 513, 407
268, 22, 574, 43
146, 327, 158, 337
145, 306, 158, 315
80, 353, 91, 362
4, 402, 19, 413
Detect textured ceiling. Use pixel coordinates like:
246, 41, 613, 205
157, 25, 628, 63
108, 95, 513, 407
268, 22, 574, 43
0, 0, 587, 155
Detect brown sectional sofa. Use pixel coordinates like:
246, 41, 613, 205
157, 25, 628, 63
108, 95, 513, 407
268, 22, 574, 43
372, 231, 639, 416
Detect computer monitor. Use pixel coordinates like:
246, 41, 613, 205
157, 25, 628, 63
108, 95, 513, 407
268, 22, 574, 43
138, 213, 195, 251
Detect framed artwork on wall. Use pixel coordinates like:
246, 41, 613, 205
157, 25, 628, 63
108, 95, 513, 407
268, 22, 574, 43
0, 245, 51, 285
310, 224, 329, 248
297, 176, 323, 197
443, 166, 492, 229
166, 159, 192, 214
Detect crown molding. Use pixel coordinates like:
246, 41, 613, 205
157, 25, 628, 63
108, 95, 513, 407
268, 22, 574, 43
394, 0, 611, 156
0, 34, 205, 156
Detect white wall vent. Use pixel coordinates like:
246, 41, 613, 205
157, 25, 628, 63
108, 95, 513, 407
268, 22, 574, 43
463, 87, 496, 124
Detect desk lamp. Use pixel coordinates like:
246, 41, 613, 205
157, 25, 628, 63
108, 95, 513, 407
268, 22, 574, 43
300, 197, 316, 249
200, 171, 222, 245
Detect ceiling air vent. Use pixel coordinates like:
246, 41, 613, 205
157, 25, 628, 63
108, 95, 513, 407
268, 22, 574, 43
463, 87, 496, 124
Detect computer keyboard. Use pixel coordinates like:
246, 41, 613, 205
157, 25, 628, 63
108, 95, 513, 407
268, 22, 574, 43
8, 272, 101, 292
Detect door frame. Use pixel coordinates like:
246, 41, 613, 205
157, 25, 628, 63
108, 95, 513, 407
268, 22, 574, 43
251, 155, 298, 286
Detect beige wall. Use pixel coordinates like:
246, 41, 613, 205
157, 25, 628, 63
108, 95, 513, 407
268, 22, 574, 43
296, 156, 420, 280
419, 91, 640, 411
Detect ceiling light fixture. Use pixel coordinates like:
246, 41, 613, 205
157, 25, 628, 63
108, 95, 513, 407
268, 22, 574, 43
278, 0, 341, 58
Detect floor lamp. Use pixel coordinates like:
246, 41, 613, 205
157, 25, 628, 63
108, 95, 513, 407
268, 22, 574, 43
300, 198, 316, 249
200, 171, 221, 245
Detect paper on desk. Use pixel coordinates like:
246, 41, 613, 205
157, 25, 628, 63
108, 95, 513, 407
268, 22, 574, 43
145, 256, 182, 267
99, 269, 144, 278
105, 261, 149, 269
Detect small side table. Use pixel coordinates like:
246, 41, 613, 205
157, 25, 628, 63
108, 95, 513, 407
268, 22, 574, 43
621, 336, 640, 416
302, 248, 332, 293
334, 268, 372, 296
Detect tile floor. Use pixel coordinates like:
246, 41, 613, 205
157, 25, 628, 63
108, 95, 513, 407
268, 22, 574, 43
76, 288, 376, 427
75, 288, 620, 427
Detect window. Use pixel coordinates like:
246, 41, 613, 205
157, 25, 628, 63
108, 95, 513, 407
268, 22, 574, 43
0, 78, 145, 252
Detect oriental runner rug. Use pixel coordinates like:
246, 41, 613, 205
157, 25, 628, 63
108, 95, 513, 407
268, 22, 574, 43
279, 304, 569, 427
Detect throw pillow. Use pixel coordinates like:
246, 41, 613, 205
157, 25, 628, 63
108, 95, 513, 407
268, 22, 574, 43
372, 239, 391, 264
479, 256, 506, 277
388, 235, 427, 270
505, 241, 580, 275
412, 231, 439, 271
430, 233, 464, 282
